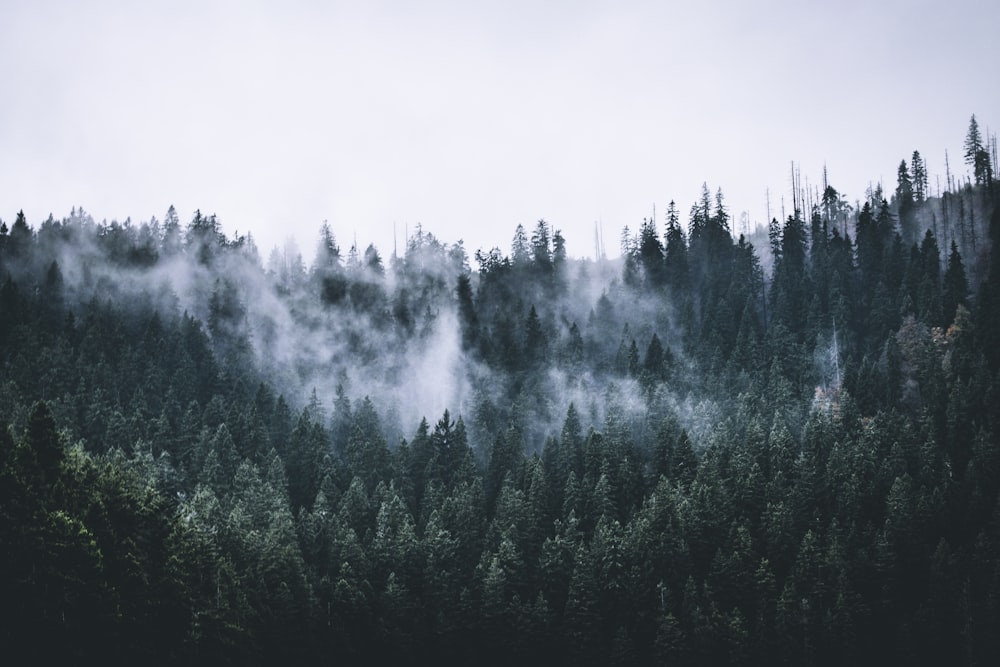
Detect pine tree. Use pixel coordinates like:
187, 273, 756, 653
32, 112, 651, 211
965, 114, 993, 186
896, 159, 916, 244
942, 241, 968, 325
911, 150, 928, 202
429, 410, 472, 490
8, 210, 32, 259
523, 304, 547, 367
663, 200, 689, 290
316, 221, 341, 268
638, 217, 666, 286
626, 338, 640, 377
917, 229, 944, 325
530, 219, 552, 270
643, 333, 665, 381
770, 211, 811, 337
551, 228, 568, 293
511, 224, 530, 266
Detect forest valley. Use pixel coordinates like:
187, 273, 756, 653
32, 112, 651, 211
2, 121, 1000, 665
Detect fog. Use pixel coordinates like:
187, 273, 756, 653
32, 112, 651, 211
7, 163, 992, 462
6, 205, 738, 461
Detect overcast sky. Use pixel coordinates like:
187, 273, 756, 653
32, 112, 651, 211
2, 0, 998, 262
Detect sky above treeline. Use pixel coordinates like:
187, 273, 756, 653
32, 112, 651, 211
2, 0, 998, 262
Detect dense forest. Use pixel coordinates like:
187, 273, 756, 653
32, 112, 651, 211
2, 118, 1000, 665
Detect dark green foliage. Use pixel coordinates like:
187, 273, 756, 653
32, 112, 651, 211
943, 241, 969, 325
1, 128, 998, 664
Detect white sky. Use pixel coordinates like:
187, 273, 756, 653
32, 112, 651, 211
2, 0, 998, 262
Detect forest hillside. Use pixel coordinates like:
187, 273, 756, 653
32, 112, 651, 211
2, 123, 1000, 665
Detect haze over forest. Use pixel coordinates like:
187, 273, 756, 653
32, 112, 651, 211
2, 116, 1000, 665
4, 1, 999, 260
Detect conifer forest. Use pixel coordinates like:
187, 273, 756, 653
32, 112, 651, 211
2, 118, 1000, 665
